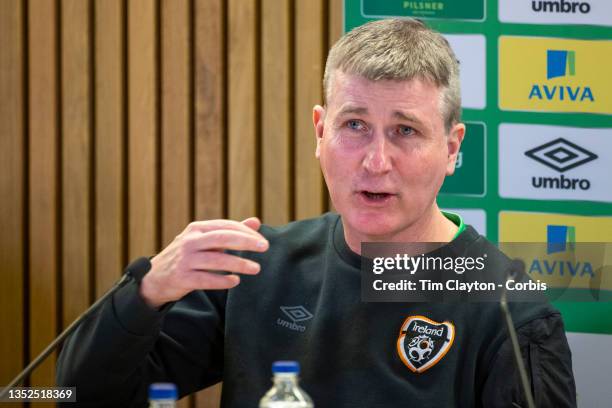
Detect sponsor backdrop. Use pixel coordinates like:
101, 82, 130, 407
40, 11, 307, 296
344, 0, 612, 405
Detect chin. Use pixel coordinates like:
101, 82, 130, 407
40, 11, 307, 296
344, 209, 403, 240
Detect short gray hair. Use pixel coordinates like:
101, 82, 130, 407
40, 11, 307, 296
323, 18, 461, 132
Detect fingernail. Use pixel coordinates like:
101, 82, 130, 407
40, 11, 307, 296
257, 240, 268, 249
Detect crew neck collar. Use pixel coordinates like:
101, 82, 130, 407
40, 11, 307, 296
332, 211, 471, 269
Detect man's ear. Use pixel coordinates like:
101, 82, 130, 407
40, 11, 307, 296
313, 105, 326, 159
446, 122, 465, 176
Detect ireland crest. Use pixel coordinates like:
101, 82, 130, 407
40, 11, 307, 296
396, 315, 455, 373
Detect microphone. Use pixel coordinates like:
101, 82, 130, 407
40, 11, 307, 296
0, 257, 152, 399
500, 260, 536, 408
124, 256, 152, 283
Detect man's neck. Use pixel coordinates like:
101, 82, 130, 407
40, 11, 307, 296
343, 206, 459, 255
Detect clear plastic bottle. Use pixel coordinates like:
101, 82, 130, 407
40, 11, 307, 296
259, 361, 314, 408
148, 383, 177, 408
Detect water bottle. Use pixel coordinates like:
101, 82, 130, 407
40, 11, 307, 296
148, 383, 177, 408
259, 361, 314, 408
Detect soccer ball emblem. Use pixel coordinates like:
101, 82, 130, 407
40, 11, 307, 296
407, 334, 434, 363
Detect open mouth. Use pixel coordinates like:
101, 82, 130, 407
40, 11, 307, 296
360, 191, 393, 201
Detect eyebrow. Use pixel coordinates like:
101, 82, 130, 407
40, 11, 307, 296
336, 105, 368, 117
392, 110, 426, 128
336, 105, 426, 128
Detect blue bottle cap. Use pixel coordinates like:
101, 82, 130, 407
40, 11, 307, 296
149, 383, 178, 400
272, 360, 300, 374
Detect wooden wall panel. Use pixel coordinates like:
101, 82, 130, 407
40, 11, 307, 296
195, 383, 221, 408
194, 0, 225, 222
161, 0, 191, 247
94, 0, 125, 296
0, 1, 24, 404
128, 0, 159, 258
161, 1, 193, 406
28, 0, 58, 388
261, 0, 291, 225
228, 0, 257, 220
1, 0, 344, 404
328, 0, 344, 47
194, 1, 226, 404
295, 0, 326, 219
61, 0, 92, 327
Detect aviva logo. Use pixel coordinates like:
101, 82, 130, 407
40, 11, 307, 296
547, 50, 575, 79
499, 212, 612, 293
547, 224, 575, 254
531, 224, 594, 280
499, 37, 612, 114
528, 48, 593, 102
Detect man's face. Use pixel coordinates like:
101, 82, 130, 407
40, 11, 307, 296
313, 71, 464, 244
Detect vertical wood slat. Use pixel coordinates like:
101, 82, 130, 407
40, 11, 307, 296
128, 0, 158, 259
194, 0, 225, 402
194, 0, 225, 222
28, 0, 58, 388
161, 0, 191, 246
195, 383, 221, 408
328, 0, 344, 47
261, 0, 291, 225
295, 0, 325, 219
0, 1, 24, 406
95, 0, 125, 295
61, 0, 92, 326
228, 0, 257, 220
161, 1, 193, 406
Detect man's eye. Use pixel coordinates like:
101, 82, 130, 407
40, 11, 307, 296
397, 125, 415, 136
346, 120, 364, 131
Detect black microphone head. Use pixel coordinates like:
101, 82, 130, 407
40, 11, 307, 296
125, 257, 152, 283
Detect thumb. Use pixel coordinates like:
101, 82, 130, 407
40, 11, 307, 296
241, 217, 261, 231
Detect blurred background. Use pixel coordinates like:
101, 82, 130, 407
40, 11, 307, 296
0, 0, 342, 406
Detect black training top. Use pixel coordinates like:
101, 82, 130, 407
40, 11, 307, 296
57, 212, 576, 407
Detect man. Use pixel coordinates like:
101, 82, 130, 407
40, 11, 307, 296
57, 18, 576, 407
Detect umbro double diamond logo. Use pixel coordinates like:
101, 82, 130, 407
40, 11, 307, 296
276, 305, 313, 332
525, 137, 598, 191
525, 137, 597, 173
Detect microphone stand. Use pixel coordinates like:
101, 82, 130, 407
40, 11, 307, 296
500, 271, 537, 408
0, 257, 151, 400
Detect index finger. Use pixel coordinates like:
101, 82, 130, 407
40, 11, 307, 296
185, 219, 265, 239
195, 229, 269, 252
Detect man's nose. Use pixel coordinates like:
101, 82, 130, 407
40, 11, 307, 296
363, 135, 393, 174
